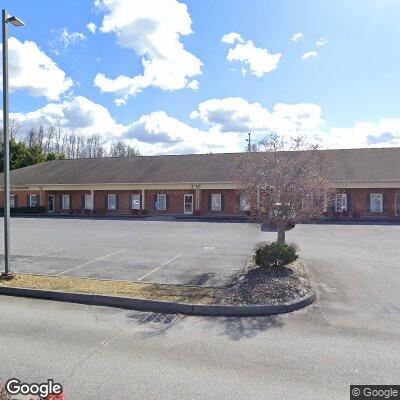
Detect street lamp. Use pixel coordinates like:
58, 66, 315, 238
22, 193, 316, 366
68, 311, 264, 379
1, 9, 24, 279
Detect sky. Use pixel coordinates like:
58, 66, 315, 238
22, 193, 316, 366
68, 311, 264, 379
2, 0, 400, 155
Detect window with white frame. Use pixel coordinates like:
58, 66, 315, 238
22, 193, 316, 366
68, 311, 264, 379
29, 195, 38, 207
239, 194, 250, 211
10, 195, 15, 208
156, 194, 167, 211
84, 194, 93, 210
335, 193, 347, 212
108, 194, 117, 210
370, 193, 383, 212
62, 194, 70, 210
211, 194, 222, 211
132, 194, 141, 210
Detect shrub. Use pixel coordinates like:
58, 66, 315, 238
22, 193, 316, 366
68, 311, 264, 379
0, 206, 46, 215
253, 241, 298, 268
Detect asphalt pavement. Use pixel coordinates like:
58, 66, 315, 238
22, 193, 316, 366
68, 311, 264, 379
0, 223, 399, 399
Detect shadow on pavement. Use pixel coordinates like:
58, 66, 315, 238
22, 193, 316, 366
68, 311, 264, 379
212, 315, 284, 341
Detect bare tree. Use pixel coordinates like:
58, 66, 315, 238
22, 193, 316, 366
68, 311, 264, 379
109, 140, 140, 157
234, 133, 334, 244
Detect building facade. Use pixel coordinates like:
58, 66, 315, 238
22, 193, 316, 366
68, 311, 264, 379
1, 148, 400, 218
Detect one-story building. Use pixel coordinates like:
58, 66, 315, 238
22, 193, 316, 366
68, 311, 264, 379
0, 147, 400, 218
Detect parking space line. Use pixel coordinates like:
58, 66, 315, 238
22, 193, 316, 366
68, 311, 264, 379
12, 248, 66, 263
56, 249, 127, 276
34, 248, 66, 257
137, 253, 183, 281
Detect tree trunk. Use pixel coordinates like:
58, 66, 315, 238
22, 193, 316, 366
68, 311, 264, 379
276, 222, 286, 244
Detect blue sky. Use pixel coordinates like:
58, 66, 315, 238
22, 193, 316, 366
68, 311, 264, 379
2, 0, 400, 154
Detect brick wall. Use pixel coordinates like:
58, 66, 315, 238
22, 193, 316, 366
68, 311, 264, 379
344, 188, 400, 217
200, 189, 240, 214
0, 191, 42, 208
94, 190, 142, 214
145, 189, 196, 214
45, 190, 92, 213
2, 187, 399, 217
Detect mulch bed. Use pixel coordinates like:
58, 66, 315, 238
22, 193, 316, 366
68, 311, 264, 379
0, 260, 313, 306
224, 260, 313, 305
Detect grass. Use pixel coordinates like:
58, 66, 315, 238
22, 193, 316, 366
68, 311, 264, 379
0, 273, 224, 304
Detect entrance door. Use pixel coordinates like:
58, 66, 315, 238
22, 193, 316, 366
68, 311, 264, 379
396, 194, 400, 216
184, 194, 193, 214
48, 195, 55, 213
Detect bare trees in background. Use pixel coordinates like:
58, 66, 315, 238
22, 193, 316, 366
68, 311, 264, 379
234, 133, 334, 244
19, 125, 139, 159
0, 123, 140, 172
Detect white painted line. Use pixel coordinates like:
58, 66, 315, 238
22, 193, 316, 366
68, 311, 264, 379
56, 249, 127, 276
137, 253, 183, 282
34, 248, 65, 257
12, 248, 66, 263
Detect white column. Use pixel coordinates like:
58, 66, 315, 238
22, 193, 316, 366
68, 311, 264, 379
196, 188, 201, 211
141, 189, 145, 210
91, 189, 94, 210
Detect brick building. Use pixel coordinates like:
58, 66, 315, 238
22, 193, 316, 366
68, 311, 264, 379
0, 148, 399, 218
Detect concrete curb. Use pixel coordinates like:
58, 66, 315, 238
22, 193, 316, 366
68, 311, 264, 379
0, 286, 316, 316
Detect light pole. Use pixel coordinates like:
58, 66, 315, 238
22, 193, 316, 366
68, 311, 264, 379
1, 9, 24, 279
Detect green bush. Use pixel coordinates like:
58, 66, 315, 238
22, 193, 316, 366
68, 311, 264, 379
0, 206, 46, 215
253, 241, 298, 268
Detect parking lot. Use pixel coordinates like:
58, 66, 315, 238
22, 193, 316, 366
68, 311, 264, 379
0, 217, 267, 286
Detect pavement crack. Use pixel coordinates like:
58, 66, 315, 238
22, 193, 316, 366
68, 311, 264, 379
63, 331, 120, 384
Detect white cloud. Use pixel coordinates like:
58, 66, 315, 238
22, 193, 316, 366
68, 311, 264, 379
191, 97, 323, 135
302, 51, 318, 60
322, 119, 400, 148
114, 97, 127, 106
86, 22, 97, 34
187, 79, 199, 90
94, 0, 202, 98
221, 32, 244, 44
10, 94, 400, 154
12, 96, 124, 137
222, 33, 281, 77
241, 67, 247, 76
122, 111, 242, 155
316, 38, 328, 47
0, 37, 73, 100
289, 32, 304, 43
50, 28, 86, 55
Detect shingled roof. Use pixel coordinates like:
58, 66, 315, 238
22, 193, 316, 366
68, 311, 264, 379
3, 147, 400, 186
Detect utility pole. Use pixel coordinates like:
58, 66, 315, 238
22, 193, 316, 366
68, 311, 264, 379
246, 132, 252, 152
1, 9, 24, 279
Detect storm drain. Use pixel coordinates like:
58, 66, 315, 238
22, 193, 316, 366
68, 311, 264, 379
140, 312, 182, 325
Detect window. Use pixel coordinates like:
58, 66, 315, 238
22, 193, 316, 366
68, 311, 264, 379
211, 194, 222, 211
370, 193, 383, 212
10, 195, 15, 208
29, 195, 38, 207
239, 194, 250, 211
108, 194, 117, 210
84, 194, 93, 210
62, 195, 70, 210
156, 194, 167, 211
132, 194, 141, 210
335, 193, 347, 212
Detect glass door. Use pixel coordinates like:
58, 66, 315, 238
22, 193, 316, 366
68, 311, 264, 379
184, 194, 193, 214
48, 195, 55, 213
